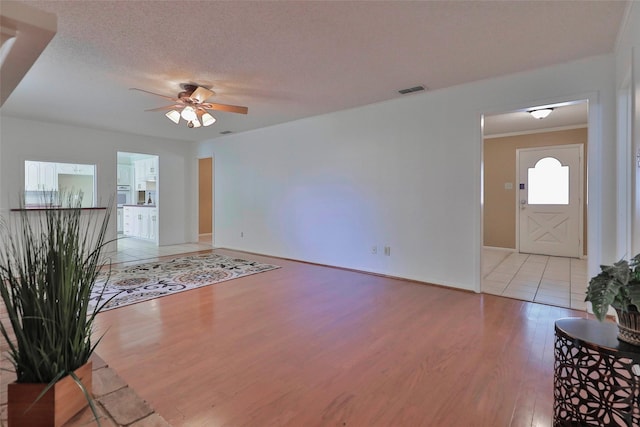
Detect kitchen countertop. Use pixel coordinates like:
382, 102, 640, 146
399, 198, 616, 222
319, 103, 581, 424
122, 204, 156, 208
11, 206, 108, 211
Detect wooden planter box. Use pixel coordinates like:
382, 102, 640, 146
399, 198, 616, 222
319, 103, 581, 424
7, 361, 93, 427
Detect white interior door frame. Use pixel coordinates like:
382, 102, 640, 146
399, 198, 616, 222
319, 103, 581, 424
617, 66, 633, 259
633, 46, 640, 256
478, 91, 601, 294
515, 143, 584, 258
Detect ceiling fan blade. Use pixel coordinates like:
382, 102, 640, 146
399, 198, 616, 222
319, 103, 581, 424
130, 88, 178, 101
190, 86, 215, 103
202, 102, 248, 115
145, 104, 182, 112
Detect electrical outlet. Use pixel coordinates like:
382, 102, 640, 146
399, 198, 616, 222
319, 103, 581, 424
371, 246, 377, 254
384, 246, 391, 256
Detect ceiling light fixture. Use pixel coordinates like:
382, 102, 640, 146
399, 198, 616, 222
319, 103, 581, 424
166, 105, 216, 128
201, 112, 216, 127
165, 110, 180, 124
529, 108, 554, 119
180, 105, 197, 122
132, 84, 248, 129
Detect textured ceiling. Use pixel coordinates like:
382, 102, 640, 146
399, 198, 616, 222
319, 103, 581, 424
0, 0, 628, 142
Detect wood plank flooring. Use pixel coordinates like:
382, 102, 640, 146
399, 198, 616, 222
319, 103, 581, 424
93, 249, 590, 426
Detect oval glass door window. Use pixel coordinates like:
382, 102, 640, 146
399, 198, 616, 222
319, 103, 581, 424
527, 157, 569, 205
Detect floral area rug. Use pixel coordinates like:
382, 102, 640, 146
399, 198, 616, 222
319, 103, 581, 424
90, 253, 280, 311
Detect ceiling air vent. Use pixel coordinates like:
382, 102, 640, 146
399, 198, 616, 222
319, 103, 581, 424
398, 85, 426, 95
220, 131, 232, 135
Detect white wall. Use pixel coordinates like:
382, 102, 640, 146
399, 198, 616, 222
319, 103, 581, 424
614, 2, 640, 258
198, 54, 616, 291
0, 117, 194, 247
615, 2, 640, 85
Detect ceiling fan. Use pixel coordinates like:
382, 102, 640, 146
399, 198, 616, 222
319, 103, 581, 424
130, 83, 248, 128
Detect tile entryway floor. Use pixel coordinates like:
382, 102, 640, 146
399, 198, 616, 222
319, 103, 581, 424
482, 248, 588, 311
105, 235, 214, 264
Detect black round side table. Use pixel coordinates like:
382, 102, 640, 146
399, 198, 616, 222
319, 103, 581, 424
554, 318, 640, 426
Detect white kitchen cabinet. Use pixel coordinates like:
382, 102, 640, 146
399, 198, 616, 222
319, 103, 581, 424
117, 164, 132, 186
117, 208, 123, 233
122, 207, 133, 236
40, 163, 57, 189
137, 209, 147, 239
134, 160, 145, 183
24, 161, 58, 191
75, 164, 95, 175
25, 161, 41, 191
134, 160, 147, 190
122, 206, 157, 242
56, 163, 75, 174
56, 163, 94, 175
148, 208, 158, 241
145, 158, 157, 181
133, 158, 158, 189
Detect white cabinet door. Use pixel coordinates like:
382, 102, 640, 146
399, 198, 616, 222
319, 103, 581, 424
136, 208, 146, 239
40, 163, 58, 190
142, 209, 151, 239
75, 164, 94, 175
25, 161, 40, 191
122, 206, 156, 240
134, 160, 147, 190
25, 161, 58, 191
58, 163, 94, 175
134, 160, 145, 181
148, 208, 157, 241
131, 207, 139, 237
123, 207, 133, 236
117, 164, 132, 185
56, 163, 76, 174
117, 208, 123, 233
145, 158, 157, 181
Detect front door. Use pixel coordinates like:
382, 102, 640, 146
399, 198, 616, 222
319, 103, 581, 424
517, 145, 583, 257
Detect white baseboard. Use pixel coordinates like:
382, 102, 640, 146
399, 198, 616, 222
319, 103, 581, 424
482, 246, 516, 252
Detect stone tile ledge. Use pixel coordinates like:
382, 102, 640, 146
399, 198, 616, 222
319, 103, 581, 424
0, 353, 171, 427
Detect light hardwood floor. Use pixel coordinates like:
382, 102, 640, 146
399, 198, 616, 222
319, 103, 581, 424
94, 248, 590, 426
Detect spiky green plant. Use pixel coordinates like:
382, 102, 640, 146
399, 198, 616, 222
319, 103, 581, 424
0, 191, 114, 422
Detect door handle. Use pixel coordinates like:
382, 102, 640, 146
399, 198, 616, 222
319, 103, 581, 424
520, 200, 527, 210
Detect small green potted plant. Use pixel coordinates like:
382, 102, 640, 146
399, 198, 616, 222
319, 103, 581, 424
0, 191, 113, 426
585, 254, 640, 345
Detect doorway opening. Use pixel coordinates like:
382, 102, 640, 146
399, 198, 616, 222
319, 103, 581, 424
480, 100, 589, 309
198, 157, 213, 245
116, 151, 160, 253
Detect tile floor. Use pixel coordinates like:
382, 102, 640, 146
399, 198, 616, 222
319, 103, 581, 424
482, 247, 588, 310
105, 234, 213, 264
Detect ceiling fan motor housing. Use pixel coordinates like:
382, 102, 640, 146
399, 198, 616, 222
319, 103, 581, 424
179, 84, 199, 98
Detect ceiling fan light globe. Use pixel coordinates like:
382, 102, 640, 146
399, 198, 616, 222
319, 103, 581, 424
181, 106, 197, 121
165, 110, 180, 124
202, 113, 216, 127
191, 117, 202, 128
